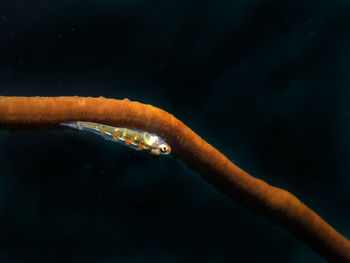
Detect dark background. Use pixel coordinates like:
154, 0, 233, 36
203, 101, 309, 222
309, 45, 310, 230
0, 0, 349, 262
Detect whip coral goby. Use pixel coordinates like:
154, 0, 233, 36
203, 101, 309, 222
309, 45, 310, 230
60, 121, 171, 155
0, 96, 349, 262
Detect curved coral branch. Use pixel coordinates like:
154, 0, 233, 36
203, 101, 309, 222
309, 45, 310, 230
0, 96, 349, 262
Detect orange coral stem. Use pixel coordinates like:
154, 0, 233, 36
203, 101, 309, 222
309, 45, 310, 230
0, 96, 349, 262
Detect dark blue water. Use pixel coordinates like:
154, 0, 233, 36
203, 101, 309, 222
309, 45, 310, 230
0, 1, 349, 262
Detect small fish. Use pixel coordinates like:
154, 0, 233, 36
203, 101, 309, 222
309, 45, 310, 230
60, 121, 171, 156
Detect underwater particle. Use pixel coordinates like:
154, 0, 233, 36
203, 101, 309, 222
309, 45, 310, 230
1, 16, 7, 23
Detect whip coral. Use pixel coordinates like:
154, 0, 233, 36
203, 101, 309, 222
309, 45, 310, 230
0, 96, 349, 262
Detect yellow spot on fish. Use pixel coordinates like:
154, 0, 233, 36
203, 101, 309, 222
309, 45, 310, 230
124, 139, 132, 146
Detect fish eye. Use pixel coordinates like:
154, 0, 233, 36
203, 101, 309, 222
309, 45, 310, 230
160, 144, 168, 153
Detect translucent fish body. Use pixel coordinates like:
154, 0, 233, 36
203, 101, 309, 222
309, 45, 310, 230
60, 121, 171, 156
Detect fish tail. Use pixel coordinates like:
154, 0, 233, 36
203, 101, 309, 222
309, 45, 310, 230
60, 121, 80, 130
